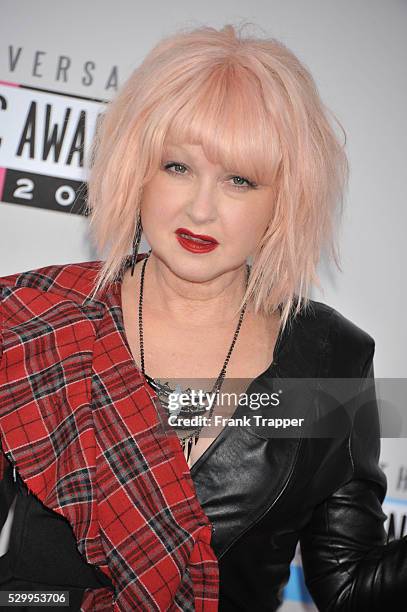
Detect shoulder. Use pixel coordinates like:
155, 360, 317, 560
279, 298, 375, 377
0, 260, 109, 332
309, 299, 375, 376
0, 259, 104, 304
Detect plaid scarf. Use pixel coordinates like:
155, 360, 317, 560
0, 254, 219, 611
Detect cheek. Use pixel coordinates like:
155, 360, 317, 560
141, 177, 183, 222
142, 186, 169, 223
232, 203, 272, 241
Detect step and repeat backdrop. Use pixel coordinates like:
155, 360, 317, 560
1, 2, 406, 610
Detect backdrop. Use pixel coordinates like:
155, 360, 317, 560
1, 1, 406, 609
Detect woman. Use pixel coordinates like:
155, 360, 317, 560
1, 23, 406, 612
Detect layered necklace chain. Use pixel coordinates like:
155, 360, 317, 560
138, 252, 250, 465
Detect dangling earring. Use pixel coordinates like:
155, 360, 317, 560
130, 212, 143, 276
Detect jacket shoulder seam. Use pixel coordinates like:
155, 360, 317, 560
0, 261, 104, 305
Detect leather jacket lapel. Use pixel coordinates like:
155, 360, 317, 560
190, 371, 303, 558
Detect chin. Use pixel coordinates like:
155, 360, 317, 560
152, 248, 224, 281
172, 261, 221, 283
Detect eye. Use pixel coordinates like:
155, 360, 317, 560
164, 162, 188, 175
163, 162, 258, 190
229, 175, 258, 190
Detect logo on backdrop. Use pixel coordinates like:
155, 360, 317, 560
6, 45, 119, 92
381, 461, 407, 541
0, 80, 106, 214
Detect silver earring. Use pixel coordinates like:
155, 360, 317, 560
130, 213, 143, 276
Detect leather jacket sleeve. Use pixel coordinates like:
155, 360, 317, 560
299, 346, 407, 611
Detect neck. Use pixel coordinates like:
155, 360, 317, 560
139, 251, 249, 328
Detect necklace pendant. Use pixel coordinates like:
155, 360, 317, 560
182, 435, 198, 466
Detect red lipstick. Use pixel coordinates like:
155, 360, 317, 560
175, 228, 219, 254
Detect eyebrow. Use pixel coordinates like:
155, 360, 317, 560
162, 145, 196, 163
163, 143, 188, 153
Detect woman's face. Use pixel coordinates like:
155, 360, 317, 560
140, 141, 275, 282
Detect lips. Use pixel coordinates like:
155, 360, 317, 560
175, 228, 219, 253
175, 228, 218, 244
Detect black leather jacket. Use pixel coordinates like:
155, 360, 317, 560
190, 299, 407, 611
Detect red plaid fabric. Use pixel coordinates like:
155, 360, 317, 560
0, 253, 219, 611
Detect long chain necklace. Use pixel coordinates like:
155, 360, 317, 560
138, 252, 250, 465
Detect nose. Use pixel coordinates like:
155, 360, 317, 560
185, 178, 218, 225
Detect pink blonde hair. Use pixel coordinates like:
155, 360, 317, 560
85, 22, 348, 332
